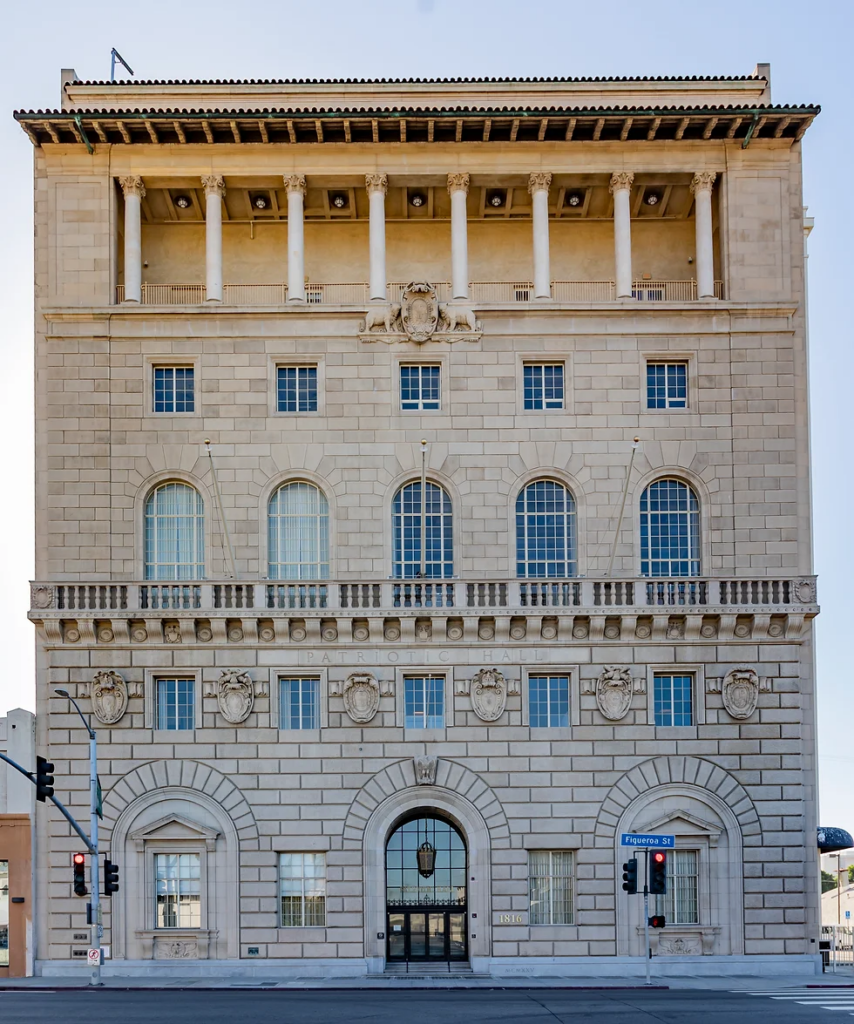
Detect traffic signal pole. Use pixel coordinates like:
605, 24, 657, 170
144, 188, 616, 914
87, 728, 102, 986
643, 849, 651, 986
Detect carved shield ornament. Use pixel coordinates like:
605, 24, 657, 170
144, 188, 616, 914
343, 672, 380, 723
721, 667, 759, 720
595, 666, 633, 722
469, 668, 508, 722
209, 670, 254, 724
401, 282, 439, 343
91, 670, 129, 725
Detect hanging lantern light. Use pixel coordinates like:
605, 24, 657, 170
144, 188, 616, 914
417, 818, 436, 878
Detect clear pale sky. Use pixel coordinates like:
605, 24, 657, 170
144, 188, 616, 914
1, 0, 851, 829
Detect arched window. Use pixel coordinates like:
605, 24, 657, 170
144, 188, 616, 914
144, 482, 205, 580
515, 480, 577, 578
640, 479, 700, 577
392, 482, 453, 579
268, 482, 329, 580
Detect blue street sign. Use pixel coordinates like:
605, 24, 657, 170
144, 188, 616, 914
846, 911, 851, 920
620, 833, 676, 849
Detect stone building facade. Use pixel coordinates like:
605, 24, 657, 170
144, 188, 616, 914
17, 65, 822, 977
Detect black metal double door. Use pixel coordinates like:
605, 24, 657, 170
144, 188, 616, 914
386, 908, 467, 961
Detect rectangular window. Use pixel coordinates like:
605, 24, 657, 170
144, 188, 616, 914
655, 850, 699, 925
653, 674, 694, 727
153, 366, 195, 413
400, 364, 441, 411
155, 853, 201, 928
279, 677, 320, 730
529, 851, 574, 925
280, 853, 326, 927
646, 362, 688, 409
528, 675, 569, 728
156, 678, 195, 731
404, 676, 445, 729
277, 366, 318, 413
523, 363, 564, 410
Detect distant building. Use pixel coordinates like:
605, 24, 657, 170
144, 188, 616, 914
16, 63, 822, 979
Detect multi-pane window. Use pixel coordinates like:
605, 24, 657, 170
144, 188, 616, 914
153, 366, 195, 413
646, 362, 688, 409
640, 479, 700, 577
156, 678, 195, 731
144, 482, 205, 581
400, 364, 441, 411
529, 675, 569, 728
653, 674, 694, 727
392, 482, 453, 579
279, 677, 319, 730
268, 482, 329, 580
277, 366, 318, 413
516, 480, 577, 577
529, 851, 574, 925
280, 853, 326, 927
523, 363, 564, 410
404, 676, 445, 729
655, 850, 699, 924
155, 853, 201, 928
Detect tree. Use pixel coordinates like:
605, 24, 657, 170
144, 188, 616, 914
849, 864, 854, 885
823, 870, 838, 894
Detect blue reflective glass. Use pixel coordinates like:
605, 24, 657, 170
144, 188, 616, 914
154, 367, 194, 413
280, 678, 319, 729
156, 678, 195, 730
523, 364, 564, 410
529, 676, 569, 728
653, 675, 694, 726
646, 362, 687, 410
277, 366, 318, 412
392, 482, 453, 578
401, 365, 440, 411
404, 676, 444, 729
516, 481, 576, 577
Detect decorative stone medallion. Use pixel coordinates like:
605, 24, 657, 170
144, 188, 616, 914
31, 584, 55, 609
794, 577, 816, 603
227, 626, 244, 643
155, 939, 199, 960
341, 672, 381, 724
721, 667, 760, 720
468, 668, 509, 722
401, 282, 440, 343
321, 625, 338, 642
414, 755, 438, 785
89, 670, 129, 725
165, 623, 181, 644
205, 670, 255, 724
97, 627, 114, 643
658, 936, 701, 956
196, 626, 213, 643
131, 626, 148, 643
595, 667, 634, 722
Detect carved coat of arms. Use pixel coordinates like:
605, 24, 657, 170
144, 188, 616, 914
401, 282, 440, 343
205, 670, 255, 724
721, 667, 759, 720
342, 672, 381, 724
468, 668, 508, 722
89, 670, 129, 725
595, 667, 634, 722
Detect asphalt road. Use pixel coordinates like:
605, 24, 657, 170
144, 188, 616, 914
0, 988, 850, 1024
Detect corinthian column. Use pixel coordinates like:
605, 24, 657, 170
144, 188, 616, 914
366, 174, 388, 301
119, 176, 145, 303
285, 175, 306, 303
610, 172, 634, 299
528, 173, 552, 299
448, 173, 470, 300
201, 175, 225, 302
691, 172, 718, 299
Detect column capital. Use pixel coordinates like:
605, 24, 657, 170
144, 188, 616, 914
119, 175, 146, 200
366, 173, 388, 196
609, 171, 634, 195
527, 172, 552, 195
284, 174, 306, 196
690, 171, 717, 196
447, 173, 470, 195
201, 174, 226, 198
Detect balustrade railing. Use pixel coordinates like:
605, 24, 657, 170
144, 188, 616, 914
36, 576, 816, 617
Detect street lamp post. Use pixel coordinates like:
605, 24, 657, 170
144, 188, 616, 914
55, 688, 102, 987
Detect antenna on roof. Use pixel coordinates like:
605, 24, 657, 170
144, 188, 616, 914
110, 48, 134, 83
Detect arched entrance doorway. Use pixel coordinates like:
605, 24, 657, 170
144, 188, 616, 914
385, 814, 467, 962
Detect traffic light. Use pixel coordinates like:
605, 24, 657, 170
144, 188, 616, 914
104, 858, 120, 895
649, 851, 667, 895
72, 853, 88, 897
648, 915, 666, 929
622, 857, 638, 894
35, 755, 55, 803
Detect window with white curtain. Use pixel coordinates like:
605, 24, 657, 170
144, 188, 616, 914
392, 481, 453, 579
155, 853, 201, 928
144, 482, 205, 580
268, 482, 330, 580
639, 479, 700, 577
516, 480, 577, 577
279, 853, 326, 927
655, 849, 699, 924
529, 851, 574, 925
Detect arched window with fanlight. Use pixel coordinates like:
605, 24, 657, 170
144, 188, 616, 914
515, 480, 577, 578
640, 479, 700, 577
392, 481, 453, 579
268, 482, 330, 580
144, 482, 205, 580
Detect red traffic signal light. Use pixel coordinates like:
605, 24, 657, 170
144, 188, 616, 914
648, 915, 666, 929
649, 850, 667, 895
72, 853, 87, 897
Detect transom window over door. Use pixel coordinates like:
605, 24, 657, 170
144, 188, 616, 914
640, 479, 700, 577
268, 482, 329, 580
516, 480, 577, 577
392, 481, 453, 578
144, 482, 204, 581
